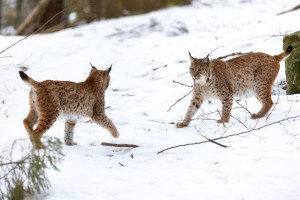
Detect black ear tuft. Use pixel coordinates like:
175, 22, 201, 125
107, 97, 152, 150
90, 62, 97, 70
203, 55, 210, 65
188, 51, 194, 61
108, 64, 112, 73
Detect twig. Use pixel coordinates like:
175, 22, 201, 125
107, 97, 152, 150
235, 100, 252, 114
167, 90, 192, 112
157, 114, 300, 154
173, 80, 193, 88
216, 51, 253, 60
153, 64, 167, 71
277, 4, 300, 15
0, 9, 65, 55
101, 142, 139, 148
200, 134, 229, 148
230, 115, 248, 129
149, 119, 165, 124
178, 71, 189, 77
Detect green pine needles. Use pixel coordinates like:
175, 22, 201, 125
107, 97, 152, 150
0, 137, 65, 200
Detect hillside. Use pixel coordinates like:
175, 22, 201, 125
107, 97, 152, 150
0, 0, 300, 199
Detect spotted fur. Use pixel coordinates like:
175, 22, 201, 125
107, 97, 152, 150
177, 46, 293, 128
20, 65, 119, 149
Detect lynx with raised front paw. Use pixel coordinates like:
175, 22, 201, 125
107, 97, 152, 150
177, 46, 293, 128
20, 64, 119, 149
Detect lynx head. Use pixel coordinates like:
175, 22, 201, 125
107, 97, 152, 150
189, 52, 211, 85
87, 63, 111, 89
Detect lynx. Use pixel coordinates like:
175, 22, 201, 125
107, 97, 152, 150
19, 64, 119, 149
177, 46, 293, 128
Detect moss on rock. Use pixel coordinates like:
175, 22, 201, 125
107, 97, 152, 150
284, 31, 300, 94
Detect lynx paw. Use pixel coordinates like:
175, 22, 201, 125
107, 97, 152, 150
65, 141, 77, 146
250, 113, 261, 119
32, 140, 45, 149
176, 121, 189, 128
111, 131, 119, 138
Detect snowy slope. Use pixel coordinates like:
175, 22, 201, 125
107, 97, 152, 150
1, 0, 300, 199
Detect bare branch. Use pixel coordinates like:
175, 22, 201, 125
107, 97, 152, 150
167, 90, 192, 112
153, 64, 168, 71
200, 134, 229, 148
157, 114, 300, 154
216, 51, 253, 60
0, 9, 65, 55
173, 80, 193, 88
235, 100, 252, 114
277, 4, 300, 15
101, 142, 139, 148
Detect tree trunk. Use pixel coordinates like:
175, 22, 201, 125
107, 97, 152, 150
89, 0, 123, 20
40, 0, 64, 30
283, 31, 300, 94
89, 0, 103, 21
15, 0, 65, 35
103, 0, 123, 18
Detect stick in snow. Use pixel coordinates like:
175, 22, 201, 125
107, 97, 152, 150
101, 142, 139, 148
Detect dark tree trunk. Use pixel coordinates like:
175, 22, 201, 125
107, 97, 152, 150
89, 0, 123, 20
40, 0, 64, 30
89, 0, 103, 21
15, 0, 65, 35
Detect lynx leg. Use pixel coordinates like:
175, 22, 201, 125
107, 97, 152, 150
23, 106, 38, 138
251, 88, 273, 119
217, 96, 233, 123
23, 91, 38, 141
64, 120, 77, 145
91, 113, 119, 138
31, 94, 60, 149
176, 93, 203, 128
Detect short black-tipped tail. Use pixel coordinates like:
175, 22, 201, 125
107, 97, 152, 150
19, 71, 39, 88
274, 45, 293, 61
19, 71, 28, 81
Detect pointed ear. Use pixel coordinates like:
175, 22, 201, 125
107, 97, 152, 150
188, 52, 194, 62
90, 62, 97, 70
203, 55, 210, 65
107, 64, 112, 73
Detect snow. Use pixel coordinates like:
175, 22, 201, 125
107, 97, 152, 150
1, 0, 300, 199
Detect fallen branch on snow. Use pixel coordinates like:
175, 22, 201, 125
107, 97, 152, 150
200, 134, 229, 148
101, 142, 139, 148
157, 114, 300, 154
277, 4, 300, 15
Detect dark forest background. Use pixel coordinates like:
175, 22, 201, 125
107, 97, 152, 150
0, 0, 192, 35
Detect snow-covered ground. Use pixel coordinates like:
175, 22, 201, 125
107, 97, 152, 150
1, 0, 300, 199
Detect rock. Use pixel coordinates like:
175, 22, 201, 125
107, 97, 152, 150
284, 31, 300, 94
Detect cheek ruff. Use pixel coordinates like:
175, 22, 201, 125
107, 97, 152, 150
195, 75, 209, 85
